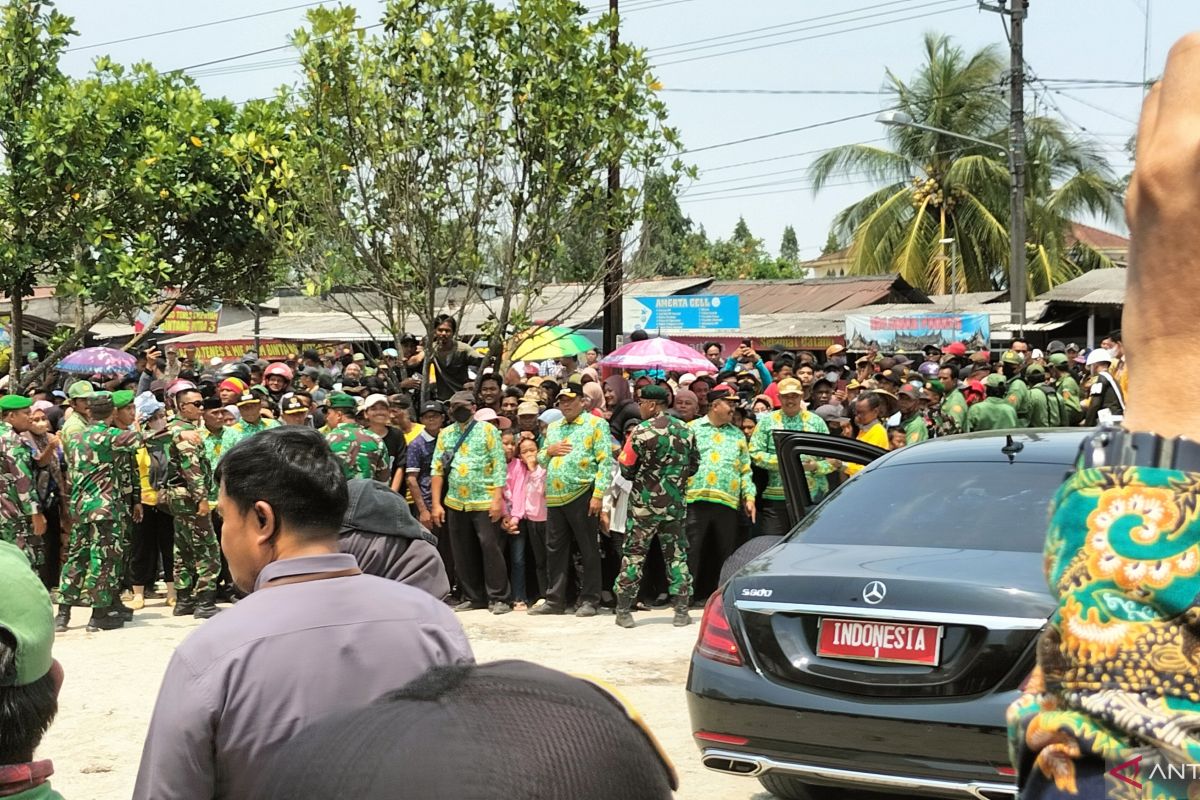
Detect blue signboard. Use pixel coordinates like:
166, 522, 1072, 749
634, 295, 740, 331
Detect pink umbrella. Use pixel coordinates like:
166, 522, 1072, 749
598, 338, 715, 374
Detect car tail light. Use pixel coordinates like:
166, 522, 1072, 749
695, 731, 749, 746
696, 592, 743, 666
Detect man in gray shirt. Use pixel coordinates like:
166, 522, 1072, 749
133, 427, 473, 800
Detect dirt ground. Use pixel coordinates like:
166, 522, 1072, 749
41, 600, 771, 800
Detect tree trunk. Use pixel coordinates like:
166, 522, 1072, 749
9, 289, 23, 386
122, 298, 178, 353
19, 308, 111, 391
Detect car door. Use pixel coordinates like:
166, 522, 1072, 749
773, 430, 887, 528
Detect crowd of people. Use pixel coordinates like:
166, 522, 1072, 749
0, 308, 1131, 636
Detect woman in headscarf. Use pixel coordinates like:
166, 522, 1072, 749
582, 381, 606, 418
603, 375, 639, 442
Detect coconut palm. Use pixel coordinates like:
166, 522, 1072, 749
810, 33, 1122, 295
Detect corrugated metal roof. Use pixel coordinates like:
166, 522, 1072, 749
1038, 268, 1126, 306
706, 274, 928, 314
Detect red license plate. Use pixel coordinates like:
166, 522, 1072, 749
817, 617, 943, 666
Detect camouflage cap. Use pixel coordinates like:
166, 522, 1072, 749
112, 390, 135, 409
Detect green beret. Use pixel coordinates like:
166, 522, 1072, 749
0, 395, 32, 412
112, 390, 135, 409
639, 385, 669, 402
328, 392, 358, 410
67, 380, 94, 400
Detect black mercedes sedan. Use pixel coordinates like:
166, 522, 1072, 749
686, 429, 1088, 800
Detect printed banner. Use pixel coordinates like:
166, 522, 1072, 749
178, 340, 325, 362
845, 313, 989, 350
135, 304, 221, 334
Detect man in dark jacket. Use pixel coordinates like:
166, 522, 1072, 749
339, 479, 449, 599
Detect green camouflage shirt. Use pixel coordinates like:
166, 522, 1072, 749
539, 413, 613, 507
165, 419, 210, 514
64, 422, 144, 523
620, 412, 698, 523
0, 421, 38, 530
325, 423, 390, 483
935, 388, 968, 437
686, 416, 753, 510
750, 409, 834, 502
431, 421, 506, 512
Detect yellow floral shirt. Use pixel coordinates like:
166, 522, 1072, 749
431, 421, 506, 512
539, 413, 612, 507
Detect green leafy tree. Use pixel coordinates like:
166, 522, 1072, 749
821, 230, 841, 255
779, 225, 799, 264
810, 33, 1121, 295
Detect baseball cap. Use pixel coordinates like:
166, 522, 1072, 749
983, 373, 1006, 388
706, 385, 736, 403
1026, 364, 1046, 377
363, 393, 390, 410
448, 391, 475, 407
352, 352, 367, 362
381, 348, 399, 358
282, 395, 309, 415
538, 408, 563, 425
67, 380, 94, 400
420, 400, 446, 417
943, 342, 967, 357
897, 384, 922, 399
0, 541, 54, 686
1046, 340, 1066, 354
776, 377, 803, 396
1048, 352, 1070, 367
249, 660, 677, 800
236, 391, 262, 407
1000, 350, 1023, 366
517, 401, 540, 416
557, 375, 584, 400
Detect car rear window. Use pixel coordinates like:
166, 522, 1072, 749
794, 460, 1071, 552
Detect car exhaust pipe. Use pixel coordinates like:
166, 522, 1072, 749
701, 753, 763, 776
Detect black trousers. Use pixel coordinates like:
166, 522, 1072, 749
36, 502, 63, 592
131, 506, 175, 587
757, 499, 790, 538
546, 491, 600, 608
447, 508, 509, 606
686, 502, 739, 599
520, 519, 548, 601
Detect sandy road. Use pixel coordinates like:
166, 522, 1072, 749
41, 601, 770, 800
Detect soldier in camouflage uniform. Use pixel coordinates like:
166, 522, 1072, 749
614, 384, 699, 629
164, 388, 222, 620
324, 392, 390, 482
0, 395, 46, 572
56, 391, 147, 632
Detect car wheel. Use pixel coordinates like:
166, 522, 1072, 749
719, 535, 783, 586
756, 774, 826, 800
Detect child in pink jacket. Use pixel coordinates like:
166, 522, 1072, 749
503, 436, 547, 609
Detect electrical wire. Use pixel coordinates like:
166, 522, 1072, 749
172, 23, 383, 72
662, 87, 886, 96
655, 4, 975, 67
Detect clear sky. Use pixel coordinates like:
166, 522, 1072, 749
57, 0, 1199, 260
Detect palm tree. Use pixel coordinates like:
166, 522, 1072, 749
809, 33, 1122, 295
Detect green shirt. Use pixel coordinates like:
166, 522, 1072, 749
750, 409, 833, 502
966, 396, 1018, 433
936, 388, 968, 436
539, 413, 613, 507
1057, 374, 1083, 418
229, 417, 280, 445
431, 421, 506, 512
60, 412, 87, 443
686, 416, 754, 510
1026, 384, 1049, 427
1005, 377, 1031, 426
901, 414, 928, 445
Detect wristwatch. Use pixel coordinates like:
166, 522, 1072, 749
1079, 426, 1200, 472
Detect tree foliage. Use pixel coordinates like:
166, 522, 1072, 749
810, 32, 1122, 295
780, 225, 799, 264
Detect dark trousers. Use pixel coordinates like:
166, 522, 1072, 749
520, 519, 548, 602
546, 491, 600, 608
447, 508, 509, 606
131, 506, 175, 587
757, 499, 790, 538
36, 503, 63, 592
686, 502, 739, 599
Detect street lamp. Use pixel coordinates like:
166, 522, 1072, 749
876, 111, 1025, 332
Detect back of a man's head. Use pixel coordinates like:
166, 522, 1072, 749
217, 427, 349, 543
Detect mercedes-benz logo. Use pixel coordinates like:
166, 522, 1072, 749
862, 581, 887, 605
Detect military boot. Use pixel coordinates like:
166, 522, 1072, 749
54, 605, 71, 633
194, 593, 221, 620
615, 597, 636, 629
86, 607, 125, 632
112, 599, 135, 622
672, 595, 692, 627
173, 594, 196, 616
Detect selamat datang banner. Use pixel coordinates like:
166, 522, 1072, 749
845, 312, 989, 352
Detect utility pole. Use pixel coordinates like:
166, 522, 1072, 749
1007, 0, 1028, 333
601, 0, 622, 355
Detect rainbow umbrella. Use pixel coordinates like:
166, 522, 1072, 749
509, 326, 595, 362
598, 337, 715, 374
57, 346, 137, 375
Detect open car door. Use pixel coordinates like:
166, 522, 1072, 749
773, 430, 887, 529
